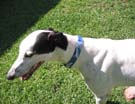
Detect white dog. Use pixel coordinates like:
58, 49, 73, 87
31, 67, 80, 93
7, 28, 135, 104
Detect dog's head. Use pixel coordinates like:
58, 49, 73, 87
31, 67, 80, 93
7, 28, 68, 80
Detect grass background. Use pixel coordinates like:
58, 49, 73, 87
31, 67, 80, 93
0, 0, 135, 104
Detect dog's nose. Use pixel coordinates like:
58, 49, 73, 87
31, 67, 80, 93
7, 75, 15, 80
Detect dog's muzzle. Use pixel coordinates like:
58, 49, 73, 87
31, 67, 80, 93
7, 74, 15, 80
7, 69, 16, 80
7, 61, 44, 81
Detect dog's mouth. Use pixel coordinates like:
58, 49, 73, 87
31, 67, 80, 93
20, 61, 44, 81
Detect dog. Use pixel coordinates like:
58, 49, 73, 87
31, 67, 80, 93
7, 28, 135, 104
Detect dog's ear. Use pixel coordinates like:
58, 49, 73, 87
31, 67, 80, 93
48, 32, 68, 50
47, 28, 59, 33
48, 27, 54, 31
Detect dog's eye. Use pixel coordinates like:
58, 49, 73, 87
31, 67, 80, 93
25, 53, 33, 58
25, 51, 34, 58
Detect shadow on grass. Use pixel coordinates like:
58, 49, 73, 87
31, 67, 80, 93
0, 0, 60, 56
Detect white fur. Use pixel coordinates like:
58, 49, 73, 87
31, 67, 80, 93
7, 30, 135, 104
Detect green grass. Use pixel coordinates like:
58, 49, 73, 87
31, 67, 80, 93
0, 0, 135, 104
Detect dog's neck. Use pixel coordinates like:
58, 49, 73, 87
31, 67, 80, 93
54, 33, 82, 68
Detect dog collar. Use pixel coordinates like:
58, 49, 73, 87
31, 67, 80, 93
64, 35, 84, 68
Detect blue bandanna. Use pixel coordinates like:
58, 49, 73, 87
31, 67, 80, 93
64, 35, 84, 68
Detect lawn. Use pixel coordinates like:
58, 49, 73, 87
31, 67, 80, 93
0, 0, 135, 104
